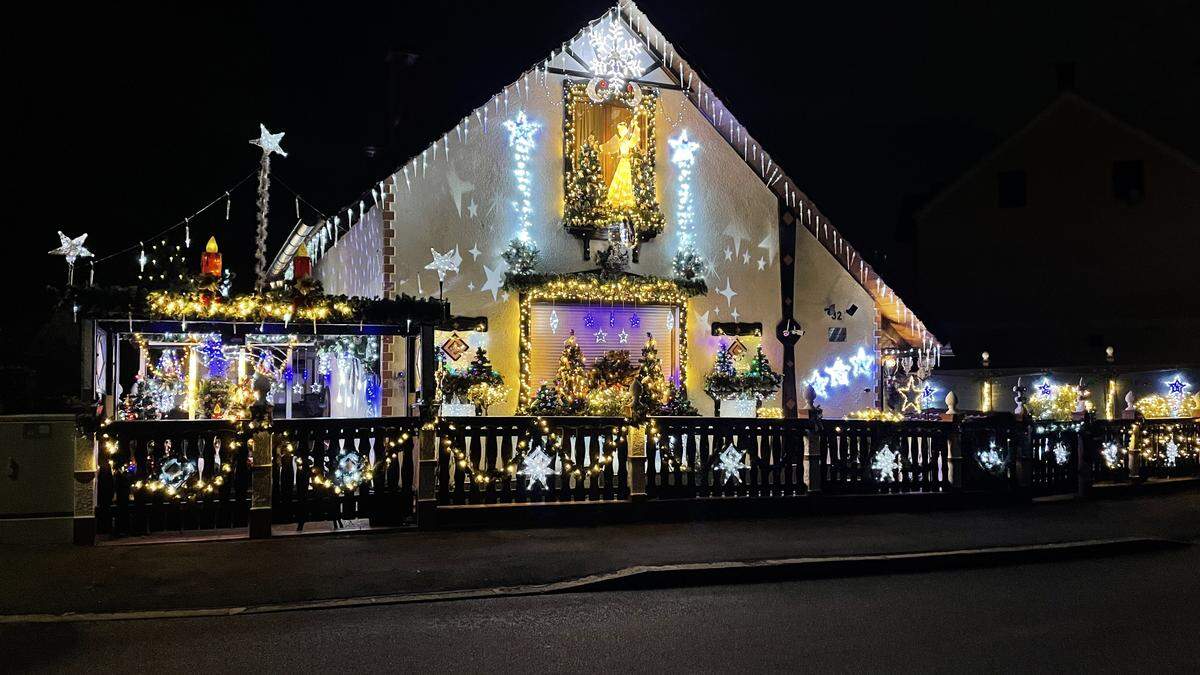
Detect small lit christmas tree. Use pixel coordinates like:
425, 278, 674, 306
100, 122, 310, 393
527, 383, 564, 416
564, 137, 608, 229
555, 331, 589, 414
629, 151, 665, 236
633, 333, 669, 421
661, 382, 699, 416
744, 345, 783, 399
704, 341, 741, 399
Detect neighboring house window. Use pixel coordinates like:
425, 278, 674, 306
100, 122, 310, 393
997, 169, 1026, 208
1112, 160, 1144, 204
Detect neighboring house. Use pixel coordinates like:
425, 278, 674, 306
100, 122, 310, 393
270, 1, 938, 418
915, 89, 1200, 369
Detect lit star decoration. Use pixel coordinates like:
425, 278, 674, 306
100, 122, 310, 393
1164, 375, 1190, 416
898, 377, 923, 414
1036, 378, 1055, 397
805, 369, 830, 399
502, 111, 541, 243
618, 329, 629, 344
425, 246, 462, 282
1165, 376, 1188, 396
521, 447, 553, 489
587, 20, 642, 101
249, 123, 287, 157
921, 382, 940, 409
594, 329, 607, 344
849, 347, 875, 378
48, 231, 94, 268
872, 445, 902, 482
716, 444, 747, 484
824, 357, 851, 388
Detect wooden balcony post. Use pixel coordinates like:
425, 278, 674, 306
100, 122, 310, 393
1127, 416, 1143, 482
248, 408, 274, 539
800, 384, 823, 493
628, 423, 647, 500
1077, 414, 1096, 497
416, 423, 438, 527
942, 391, 964, 490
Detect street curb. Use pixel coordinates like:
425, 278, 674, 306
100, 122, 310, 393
0, 537, 1186, 625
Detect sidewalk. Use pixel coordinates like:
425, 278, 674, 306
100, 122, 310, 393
2, 492, 1196, 617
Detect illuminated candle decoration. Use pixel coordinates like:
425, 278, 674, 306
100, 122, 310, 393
292, 243, 312, 280
200, 236, 223, 277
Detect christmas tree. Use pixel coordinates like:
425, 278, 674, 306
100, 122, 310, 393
463, 348, 503, 387
591, 349, 636, 388
744, 345, 783, 399
704, 341, 741, 399
629, 151, 665, 237
661, 383, 699, 416
564, 137, 608, 229
527, 383, 564, 416
555, 331, 589, 414
632, 333, 669, 421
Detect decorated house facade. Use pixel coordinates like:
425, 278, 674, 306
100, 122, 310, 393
272, 2, 940, 420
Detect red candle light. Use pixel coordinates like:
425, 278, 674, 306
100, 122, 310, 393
293, 243, 312, 279
200, 236, 223, 276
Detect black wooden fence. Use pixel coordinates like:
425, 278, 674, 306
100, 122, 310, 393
646, 417, 807, 499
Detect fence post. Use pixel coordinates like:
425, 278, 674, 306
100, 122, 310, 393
942, 391, 964, 490
1014, 417, 1033, 493
1127, 416, 1143, 482
73, 421, 98, 545
628, 423, 647, 501
416, 423, 438, 528
801, 384, 823, 493
1077, 414, 1096, 498
247, 409, 274, 538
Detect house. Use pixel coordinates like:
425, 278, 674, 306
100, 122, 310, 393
270, 1, 939, 419
915, 83, 1200, 369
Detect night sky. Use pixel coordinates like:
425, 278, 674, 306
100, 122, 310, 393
10, 0, 1198, 390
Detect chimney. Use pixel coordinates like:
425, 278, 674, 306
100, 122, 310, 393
1056, 61, 1077, 92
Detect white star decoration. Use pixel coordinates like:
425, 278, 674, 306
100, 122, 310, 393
730, 308, 740, 322
521, 448, 554, 489
668, 130, 699, 164
742, 251, 750, 264
480, 264, 504, 301
467, 198, 478, 218
594, 329, 608, 344
446, 167, 474, 218
425, 247, 462, 282
805, 370, 830, 399
849, 347, 875, 378
716, 444, 747, 484
824, 357, 851, 387
872, 445, 902, 482
756, 257, 766, 271
468, 243, 481, 261
249, 123, 287, 157
717, 277, 738, 306
724, 247, 733, 261
757, 234, 777, 265
48, 231, 93, 266
618, 329, 629, 344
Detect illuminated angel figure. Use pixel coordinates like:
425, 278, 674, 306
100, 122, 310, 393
605, 120, 639, 209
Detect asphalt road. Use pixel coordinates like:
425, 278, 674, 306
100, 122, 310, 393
5, 543, 1197, 673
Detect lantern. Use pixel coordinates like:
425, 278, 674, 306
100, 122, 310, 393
293, 243, 312, 280
201, 236, 223, 276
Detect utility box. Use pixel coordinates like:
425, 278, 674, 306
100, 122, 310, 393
0, 414, 78, 544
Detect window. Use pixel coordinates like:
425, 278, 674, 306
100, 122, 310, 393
997, 169, 1026, 208
1112, 160, 1144, 204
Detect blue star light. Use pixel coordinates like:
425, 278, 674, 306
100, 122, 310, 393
1165, 376, 1189, 396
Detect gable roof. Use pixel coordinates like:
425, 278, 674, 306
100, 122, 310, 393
271, 1, 938, 350
916, 91, 1200, 221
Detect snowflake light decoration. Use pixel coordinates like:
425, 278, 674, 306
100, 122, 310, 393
1164, 439, 1179, 467
521, 447, 554, 489
1101, 442, 1122, 469
583, 313, 598, 329
1047, 442, 1071, 466
587, 20, 643, 104
716, 444, 747, 484
976, 441, 1006, 474
872, 444, 902, 482
848, 347, 875, 378
334, 450, 365, 491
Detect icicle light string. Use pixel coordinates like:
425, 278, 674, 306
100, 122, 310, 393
91, 170, 257, 265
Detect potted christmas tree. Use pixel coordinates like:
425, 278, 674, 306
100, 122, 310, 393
442, 347, 505, 416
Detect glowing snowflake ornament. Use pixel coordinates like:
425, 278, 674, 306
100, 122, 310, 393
872, 444, 902, 482
1101, 442, 1122, 469
1164, 439, 1179, 467
334, 451, 365, 490
521, 447, 554, 489
976, 441, 1005, 474
587, 20, 644, 105
1048, 442, 1071, 466
716, 444, 747, 484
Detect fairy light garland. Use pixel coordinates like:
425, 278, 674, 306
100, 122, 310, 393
440, 416, 624, 487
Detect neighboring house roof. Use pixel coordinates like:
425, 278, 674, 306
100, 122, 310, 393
916, 91, 1200, 221
271, 0, 938, 350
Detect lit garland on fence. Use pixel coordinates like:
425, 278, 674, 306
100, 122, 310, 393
276, 428, 413, 495
1136, 421, 1198, 468
440, 417, 623, 487
514, 274, 699, 408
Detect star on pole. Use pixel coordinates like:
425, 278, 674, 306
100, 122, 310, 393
1165, 376, 1188, 396
425, 246, 462, 282
48, 231, 93, 266
249, 123, 287, 157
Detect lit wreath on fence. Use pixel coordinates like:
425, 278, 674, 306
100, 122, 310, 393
441, 416, 623, 488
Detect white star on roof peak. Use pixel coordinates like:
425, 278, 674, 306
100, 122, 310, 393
48, 231, 93, 266
250, 123, 287, 157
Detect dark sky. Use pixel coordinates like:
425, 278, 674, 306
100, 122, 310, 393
11, 0, 1198, 353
